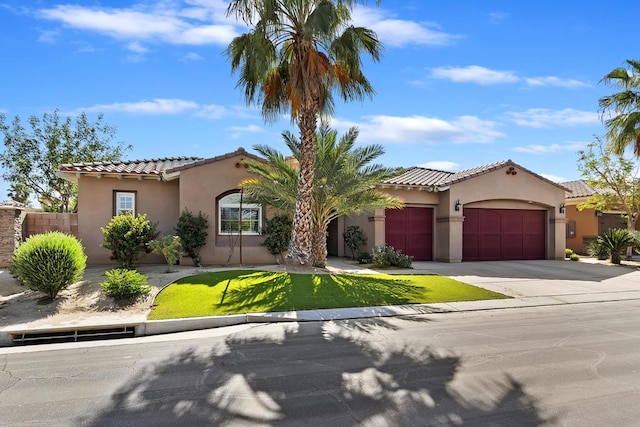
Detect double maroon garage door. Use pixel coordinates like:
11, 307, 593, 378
463, 208, 546, 261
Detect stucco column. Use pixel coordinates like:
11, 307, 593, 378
549, 215, 566, 260
436, 216, 464, 262
371, 208, 386, 248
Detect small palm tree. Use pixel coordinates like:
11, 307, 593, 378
242, 123, 402, 267
595, 228, 636, 264
599, 59, 640, 156
226, 0, 382, 265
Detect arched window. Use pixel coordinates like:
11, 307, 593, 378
218, 192, 261, 235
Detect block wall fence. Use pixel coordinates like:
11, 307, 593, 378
0, 207, 78, 266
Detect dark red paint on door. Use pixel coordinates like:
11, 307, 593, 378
385, 208, 433, 261
463, 209, 545, 261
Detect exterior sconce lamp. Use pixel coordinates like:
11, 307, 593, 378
454, 200, 461, 211
595, 210, 603, 217
559, 203, 565, 214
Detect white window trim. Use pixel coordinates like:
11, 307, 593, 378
218, 193, 262, 235
115, 191, 136, 216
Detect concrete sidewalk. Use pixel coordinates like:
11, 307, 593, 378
2, 258, 639, 346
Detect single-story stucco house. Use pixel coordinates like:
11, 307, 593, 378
58, 148, 568, 265
562, 180, 640, 254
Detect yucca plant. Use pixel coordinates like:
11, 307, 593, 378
595, 228, 636, 264
587, 239, 610, 260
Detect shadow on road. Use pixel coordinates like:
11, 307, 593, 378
82, 317, 551, 426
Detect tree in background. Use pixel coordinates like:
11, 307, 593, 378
242, 123, 402, 267
226, 0, 382, 266
0, 110, 130, 212
577, 136, 640, 259
599, 59, 640, 156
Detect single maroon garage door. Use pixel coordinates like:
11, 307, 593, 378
385, 208, 433, 261
463, 209, 545, 261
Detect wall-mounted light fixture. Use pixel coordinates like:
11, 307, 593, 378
595, 210, 603, 217
559, 203, 565, 214
454, 200, 461, 211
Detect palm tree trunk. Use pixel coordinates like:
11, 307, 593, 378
311, 223, 328, 268
287, 107, 317, 265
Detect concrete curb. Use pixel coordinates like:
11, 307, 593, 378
3, 292, 640, 347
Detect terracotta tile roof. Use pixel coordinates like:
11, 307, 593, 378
383, 159, 569, 192
562, 180, 596, 198
59, 156, 202, 176
166, 147, 264, 173
383, 167, 453, 187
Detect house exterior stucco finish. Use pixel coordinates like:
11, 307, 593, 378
77, 177, 179, 264
177, 155, 274, 265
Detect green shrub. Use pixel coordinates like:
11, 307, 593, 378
587, 239, 608, 260
101, 268, 150, 300
175, 209, 209, 266
357, 250, 373, 264
101, 213, 159, 269
371, 245, 413, 269
148, 235, 183, 272
11, 232, 87, 298
596, 228, 635, 264
565, 248, 574, 259
262, 215, 292, 263
569, 253, 580, 261
343, 226, 367, 260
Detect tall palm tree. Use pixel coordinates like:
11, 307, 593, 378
599, 59, 640, 156
226, 0, 382, 265
241, 123, 402, 267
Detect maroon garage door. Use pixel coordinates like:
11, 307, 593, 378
463, 209, 545, 261
385, 208, 433, 261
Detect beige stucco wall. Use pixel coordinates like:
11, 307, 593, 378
178, 154, 274, 265
77, 176, 180, 264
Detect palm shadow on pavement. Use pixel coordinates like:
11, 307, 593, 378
81, 315, 551, 426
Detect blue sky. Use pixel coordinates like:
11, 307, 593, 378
0, 0, 637, 200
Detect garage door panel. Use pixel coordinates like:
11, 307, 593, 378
385, 208, 433, 261
384, 209, 406, 251
463, 208, 545, 261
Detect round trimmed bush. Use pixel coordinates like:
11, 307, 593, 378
101, 268, 150, 300
11, 231, 87, 298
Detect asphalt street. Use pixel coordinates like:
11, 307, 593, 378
1, 300, 640, 426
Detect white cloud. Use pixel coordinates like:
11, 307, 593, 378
351, 7, 462, 47
37, 29, 58, 44
38, 3, 238, 46
525, 76, 590, 88
506, 108, 599, 128
82, 98, 199, 115
180, 52, 204, 62
126, 41, 148, 54
540, 173, 566, 183
333, 114, 504, 144
226, 124, 265, 139
417, 161, 460, 171
489, 12, 509, 23
196, 104, 228, 119
429, 65, 520, 85
512, 141, 586, 154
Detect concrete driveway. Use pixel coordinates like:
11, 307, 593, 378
406, 259, 640, 298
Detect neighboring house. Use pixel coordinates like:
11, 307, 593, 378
59, 150, 567, 265
562, 180, 640, 254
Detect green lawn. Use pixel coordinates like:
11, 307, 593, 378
148, 270, 509, 320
